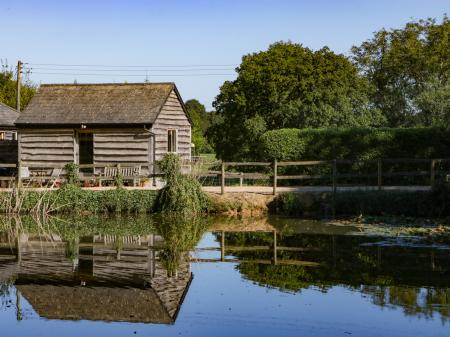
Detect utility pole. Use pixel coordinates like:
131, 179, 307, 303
17, 60, 22, 112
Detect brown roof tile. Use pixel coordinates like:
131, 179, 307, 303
15, 82, 175, 125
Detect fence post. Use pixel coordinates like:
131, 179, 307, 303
377, 159, 382, 191
239, 172, 243, 187
221, 162, 225, 195
273, 159, 278, 195
16, 161, 22, 189
430, 159, 436, 186
332, 160, 337, 218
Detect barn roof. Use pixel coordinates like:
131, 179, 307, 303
17, 285, 175, 324
15, 82, 179, 126
0, 102, 19, 127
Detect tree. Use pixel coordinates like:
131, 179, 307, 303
184, 99, 213, 154
351, 16, 450, 127
207, 42, 385, 160
0, 63, 36, 111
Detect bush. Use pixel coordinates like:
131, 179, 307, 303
260, 127, 450, 161
154, 153, 210, 213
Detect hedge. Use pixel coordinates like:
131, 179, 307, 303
260, 127, 450, 161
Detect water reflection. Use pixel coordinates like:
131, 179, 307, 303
207, 218, 450, 323
0, 215, 449, 330
0, 215, 199, 324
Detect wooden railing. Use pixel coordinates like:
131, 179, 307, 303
211, 158, 450, 195
0, 158, 449, 190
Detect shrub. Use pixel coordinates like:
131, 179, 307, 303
64, 163, 80, 185
154, 153, 210, 213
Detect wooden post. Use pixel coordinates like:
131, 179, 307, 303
273, 230, 277, 265
273, 159, 278, 195
239, 172, 243, 187
16, 161, 22, 189
221, 231, 225, 262
16, 61, 22, 112
430, 159, 436, 186
332, 160, 337, 218
377, 159, 382, 191
221, 162, 225, 195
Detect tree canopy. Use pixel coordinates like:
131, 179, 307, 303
351, 16, 449, 127
0, 65, 36, 111
207, 42, 385, 160
184, 99, 213, 154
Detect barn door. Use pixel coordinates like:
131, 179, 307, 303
76, 131, 94, 172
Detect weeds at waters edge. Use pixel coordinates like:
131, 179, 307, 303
0, 185, 157, 214
154, 153, 210, 214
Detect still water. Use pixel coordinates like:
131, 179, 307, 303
0, 215, 449, 337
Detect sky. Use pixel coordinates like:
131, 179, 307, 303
1, 0, 448, 110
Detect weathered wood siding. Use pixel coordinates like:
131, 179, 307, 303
151, 90, 191, 161
0, 140, 18, 163
93, 130, 151, 174
19, 129, 75, 167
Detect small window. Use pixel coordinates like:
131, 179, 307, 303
168, 129, 177, 153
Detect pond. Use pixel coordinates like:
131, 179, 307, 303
0, 215, 449, 337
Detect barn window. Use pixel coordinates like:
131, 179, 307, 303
168, 129, 177, 153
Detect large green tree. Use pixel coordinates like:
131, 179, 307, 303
352, 16, 450, 127
0, 65, 36, 111
184, 99, 213, 154
207, 42, 385, 160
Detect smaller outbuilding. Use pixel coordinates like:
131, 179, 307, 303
0, 102, 19, 165
0, 102, 18, 141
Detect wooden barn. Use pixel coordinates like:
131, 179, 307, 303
0, 102, 18, 141
0, 102, 19, 165
14, 83, 192, 180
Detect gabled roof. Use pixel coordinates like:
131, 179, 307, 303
0, 102, 19, 127
15, 82, 179, 126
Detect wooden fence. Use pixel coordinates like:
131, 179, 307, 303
214, 158, 450, 195
0, 158, 449, 191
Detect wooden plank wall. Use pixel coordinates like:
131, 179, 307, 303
93, 130, 151, 174
151, 90, 191, 162
0, 140, 18, 163
19, 129, 75, 167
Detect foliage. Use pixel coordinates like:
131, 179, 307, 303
207, 41, 385, 160
0, 63, 37, 110
64, 163, 80, 185
0, 185, 158, 214
351, 16, 450, 127
154, 153, 210, 213
260, 127, 450, 161
154, 213, 210, 275
185, 99, 213, 154
114, 173, 124, 188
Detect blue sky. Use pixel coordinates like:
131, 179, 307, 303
1, 0, 448, 109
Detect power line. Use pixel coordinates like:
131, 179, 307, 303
30, 71, 235, 77
27, 63, 239, 68
29, 67, 235, 72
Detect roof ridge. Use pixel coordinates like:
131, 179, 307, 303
40, 82, 175, 87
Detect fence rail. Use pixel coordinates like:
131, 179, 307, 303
0, 158, 449, 191
206, 158, 450, 195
